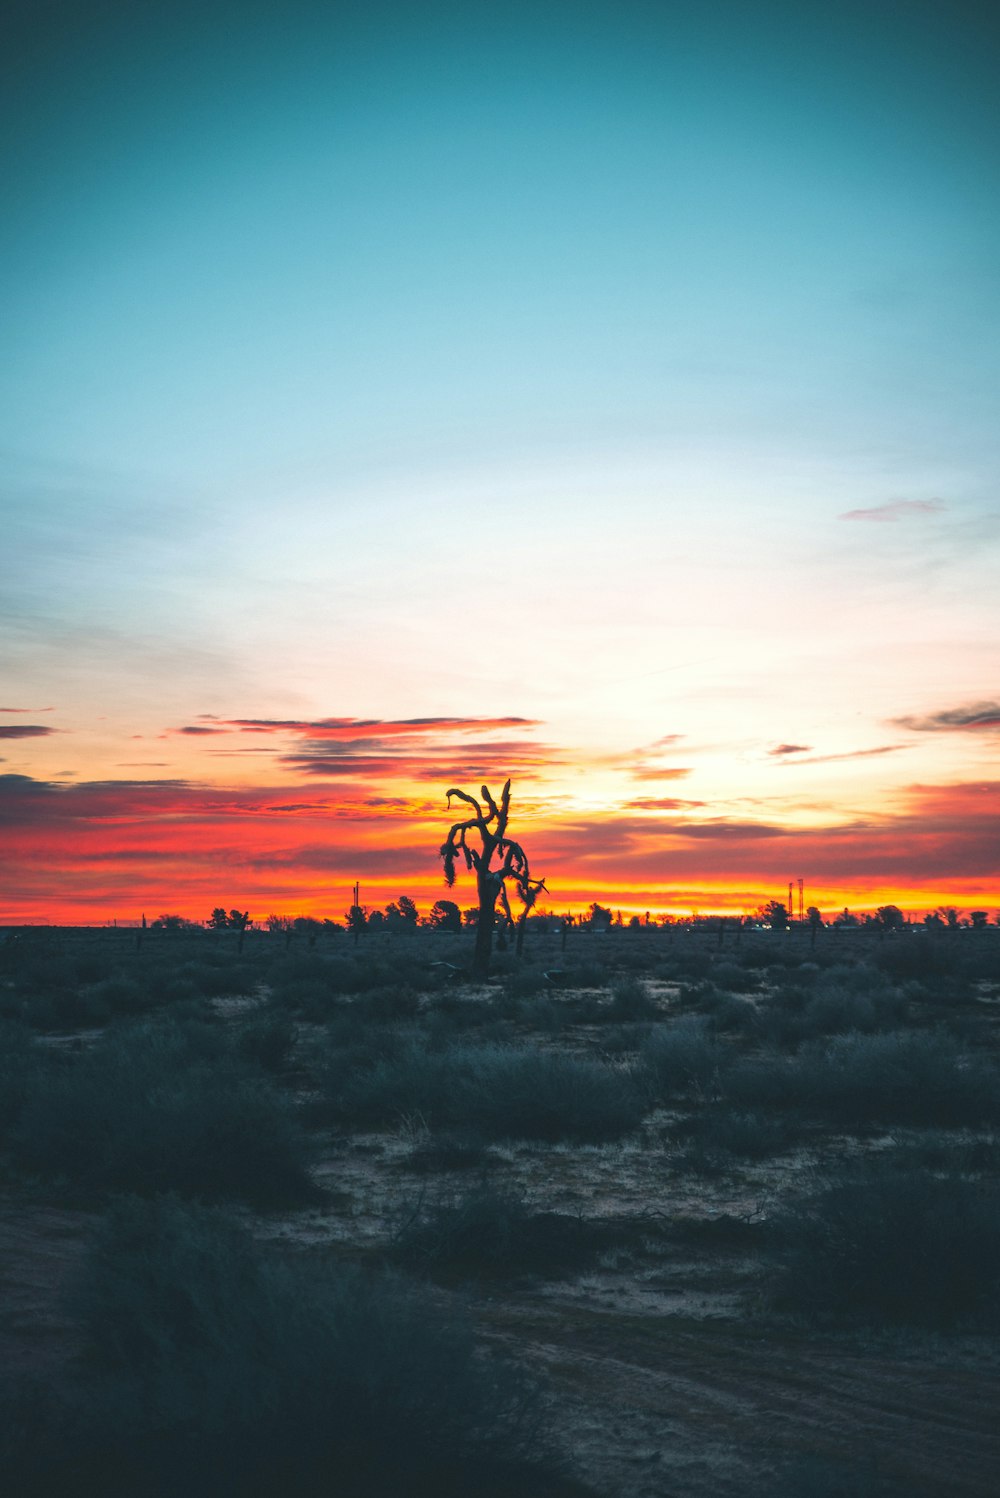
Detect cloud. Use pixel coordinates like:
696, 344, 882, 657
196, 715, 539, 738
4, 772, 1000, 920
625, 797, 706, 811
626, 765, 693, 782
175, 725, 228, 735
839, 499, 946, 522
0, 724, 56, 739
1, 706, 53, 713
768, 743, 811, 756
781, 744, 909, 765
894, 701, 1000, 733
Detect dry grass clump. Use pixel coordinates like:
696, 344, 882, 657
0, 1195, 577, 1498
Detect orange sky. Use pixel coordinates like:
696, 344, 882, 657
3, 713, 998, 924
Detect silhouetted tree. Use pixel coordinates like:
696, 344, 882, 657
429, 899, 462, 932
807, 905, 822, 948
970, 910, 989, 929
755, 899, 788, 931
208, 907, 230, 930
587, 903, 613, 931
513, 876, 546, 957
345, 903, 367, 939
876, 904, 903, 930
439, 779, 545, 978
386, 895, 419, 931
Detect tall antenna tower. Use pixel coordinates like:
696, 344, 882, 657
798, 878, 804, 923
787, 881, 794, 922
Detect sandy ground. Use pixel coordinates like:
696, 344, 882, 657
4, 967, 1000, 1495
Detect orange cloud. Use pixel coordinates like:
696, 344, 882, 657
190, 715, 540, 738
2, 773, 998, 924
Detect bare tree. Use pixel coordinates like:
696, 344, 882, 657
439, 779, 545, 978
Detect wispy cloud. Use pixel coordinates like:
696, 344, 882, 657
838, 498, 946, 522
625, 797, 705, 811
779, 744, 909, 765
626, 765, 694, 782
894, 701, 1000, 732
192, 715, 539, 738
768, 743, 811, 756
0, 724, 57, 739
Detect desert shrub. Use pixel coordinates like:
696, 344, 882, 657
725, 1030, 1000, 1127
402, 1129, 493, 1173
12, 1021, 315, 1205
513, 996, 567, 1034
668, 947, 714, 980
394, 1182, 604, 1280
712, 960, 755, 993
806, 1029, 1000, 1125
683, 1106, 795, 1161
235, 1013, 297, 1072
887, 1130, 1000, 1175
79, 975, 149, 1017
756, 981, 907, 1049
697, 990, 757, 1034
0, 1022, 37, 1137
608, 977, 659, 1020
771, 1164, 1000, 1326
337, 1039, 644, 1142
501, 966, 548, 1002
640, 1015, 728, 1099
165, 959, 260, 999
722, 1053, 805, 1112
0, 1195, 569, 1498
354, 983, 421, 1021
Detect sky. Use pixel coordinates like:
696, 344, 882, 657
2, 0, 999, 923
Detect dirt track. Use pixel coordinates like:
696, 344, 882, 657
482, 1298, 1000, 1496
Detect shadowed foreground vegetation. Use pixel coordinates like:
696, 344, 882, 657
1, 921, 999, 1495
0, 1196, 579, 1498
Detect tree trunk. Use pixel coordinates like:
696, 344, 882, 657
473, 873, 498, 978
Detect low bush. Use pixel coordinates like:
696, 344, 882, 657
608, 977, 659, 1020
402, 1129, 493, 1174
336, 1039, 645, 1142
0, 1022, 37, 1137
681, 1106, 796, 1161
12, 1021, 316, 1205
725, 1029, 1000, 1127
235, 1013, 297, 1072
640, 1016, 729, 1099
771, 1164, 1000, 1326
394, 1182, 605, 1281
0, 1195, 573, 1498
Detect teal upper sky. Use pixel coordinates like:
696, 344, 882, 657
4, 0, 999, 493
3, 1, 1000, 920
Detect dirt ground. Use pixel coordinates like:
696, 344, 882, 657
4, 930, 1000, 1495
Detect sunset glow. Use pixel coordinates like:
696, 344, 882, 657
2, 3, 999, 924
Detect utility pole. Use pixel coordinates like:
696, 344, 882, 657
798, 878, 804, 924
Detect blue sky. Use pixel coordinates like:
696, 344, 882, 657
2, 0, 999, 918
